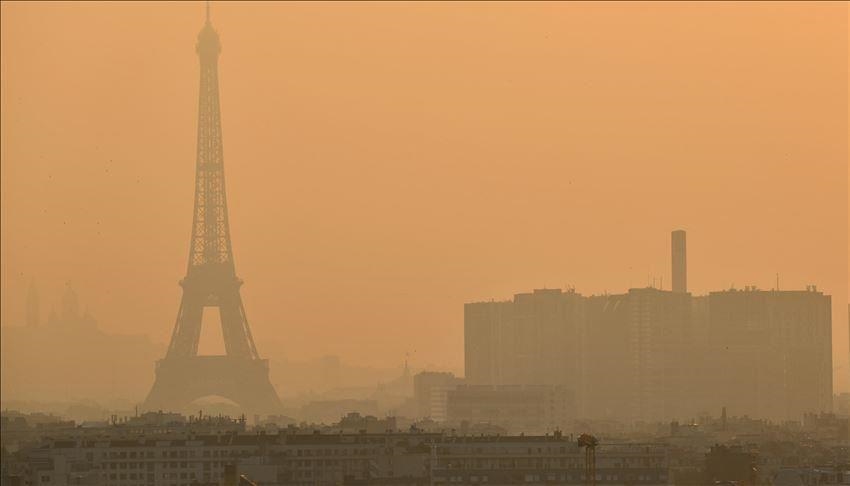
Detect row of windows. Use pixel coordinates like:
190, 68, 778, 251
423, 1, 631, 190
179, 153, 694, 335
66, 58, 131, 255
104, 472, 155, 480
438, 473, 664, 483
101, 460, 231, 469
105, 451, 155, 459
288, 447, 381, 457
101, 448, 239, 459
436, 446, 662, 459
282, 459, 370, 468
437, 458, 661, 469
101, 471, 225, 481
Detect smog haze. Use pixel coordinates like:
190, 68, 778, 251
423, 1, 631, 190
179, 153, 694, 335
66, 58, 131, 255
1, 1, 847, 407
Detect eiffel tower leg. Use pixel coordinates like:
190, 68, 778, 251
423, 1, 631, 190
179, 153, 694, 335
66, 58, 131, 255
143, 357, 281, 415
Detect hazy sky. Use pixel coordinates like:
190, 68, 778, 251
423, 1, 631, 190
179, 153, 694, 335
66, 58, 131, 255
2, 2, 848, 390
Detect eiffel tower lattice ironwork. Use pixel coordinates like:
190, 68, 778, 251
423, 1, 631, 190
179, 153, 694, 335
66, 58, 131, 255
144, 7, 281, 414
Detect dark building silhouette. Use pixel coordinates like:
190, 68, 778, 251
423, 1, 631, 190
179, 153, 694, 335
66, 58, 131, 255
144, 8, 280, 415
704, 445, 758, 485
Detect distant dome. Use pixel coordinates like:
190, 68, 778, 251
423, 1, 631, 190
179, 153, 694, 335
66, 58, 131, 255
61, 283, 80, 321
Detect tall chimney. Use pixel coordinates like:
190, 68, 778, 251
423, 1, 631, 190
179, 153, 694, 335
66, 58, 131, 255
672, 230, 687, 293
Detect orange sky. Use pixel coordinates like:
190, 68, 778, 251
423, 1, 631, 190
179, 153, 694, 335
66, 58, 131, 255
2, 2, 848, 391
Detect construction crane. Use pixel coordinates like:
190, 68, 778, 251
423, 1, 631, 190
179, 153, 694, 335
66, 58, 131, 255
577, 433, 599, 486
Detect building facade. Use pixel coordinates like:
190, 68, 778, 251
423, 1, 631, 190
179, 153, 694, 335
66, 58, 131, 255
464, 289, 585, 408
446, 385, 575, 434
463, 232, 834, 423
706, 287, 833, 421
412, 372, 461, 422
3, 430, 667, 486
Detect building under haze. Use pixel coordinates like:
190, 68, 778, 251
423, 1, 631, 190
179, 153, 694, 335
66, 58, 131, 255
446, 384, 575, 434
465, 287, 693, 423
624, 287, 692, 423
704, 286, 832, 421
464, 288, 584, 398
413, 371, 462, 421
464, 231, 834, 423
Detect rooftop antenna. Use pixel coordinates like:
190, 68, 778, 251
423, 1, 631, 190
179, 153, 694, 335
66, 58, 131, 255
776, 273, 780, 291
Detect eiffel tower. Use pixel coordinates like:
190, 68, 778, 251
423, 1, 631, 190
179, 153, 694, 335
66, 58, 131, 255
144, 5, 281, 414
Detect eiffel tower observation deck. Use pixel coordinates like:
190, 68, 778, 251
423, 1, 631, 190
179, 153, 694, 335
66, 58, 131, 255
144, 4, 281, 415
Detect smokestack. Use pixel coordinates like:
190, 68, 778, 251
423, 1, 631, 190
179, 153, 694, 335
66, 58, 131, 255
672, 230, 687, 293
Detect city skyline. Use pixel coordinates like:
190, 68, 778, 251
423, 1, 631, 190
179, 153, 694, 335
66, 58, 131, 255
1, 1, 847, 396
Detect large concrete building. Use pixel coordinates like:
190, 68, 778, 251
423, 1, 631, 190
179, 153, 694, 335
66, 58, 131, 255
705, 287, 832, 421
463, 231, 834, 423
412, 371, 462, 421
464, 289, 585, 404
625, 287, 692, 423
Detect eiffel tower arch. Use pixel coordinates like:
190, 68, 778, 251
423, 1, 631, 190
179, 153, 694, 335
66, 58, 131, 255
144, 6, 281, 415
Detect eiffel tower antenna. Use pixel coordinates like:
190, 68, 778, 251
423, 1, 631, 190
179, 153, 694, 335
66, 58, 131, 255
205, 1, 211, 24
